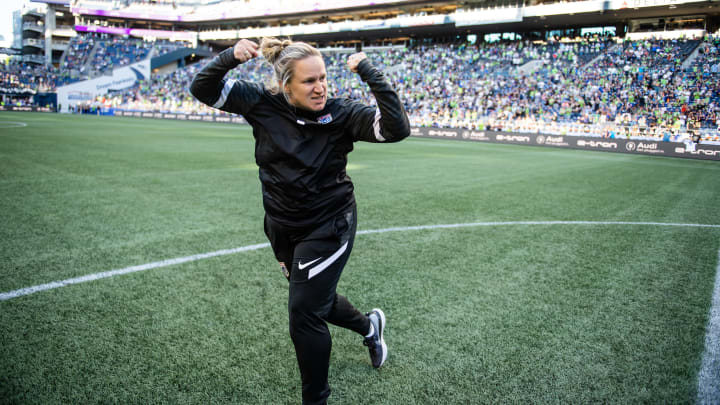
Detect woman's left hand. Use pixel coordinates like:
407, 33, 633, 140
347, 52, 367, 73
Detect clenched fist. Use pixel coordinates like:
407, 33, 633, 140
233, 39, 259, 63
347, 52, 367, 73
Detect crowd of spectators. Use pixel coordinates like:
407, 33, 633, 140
0, 61, 59, 93
46, 33, 185, 84
330, 36, 719, 142
59, 33, 101, 83
678, 35, 720, 136
96, 62, 212, 114
95, 35, 719, 142
0, 33, 189, 108
0, 61, 60, 108
93, 38, 618, 119
89, 36, 153, 76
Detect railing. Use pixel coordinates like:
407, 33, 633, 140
22, 7, 46, 16
51, 41, 70, 51
22, 38, 45, 47
22, 54, 46, 64
22, 22, 44, 32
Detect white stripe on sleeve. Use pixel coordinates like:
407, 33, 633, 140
372, 107, 386, 142
307, 241, 349, 279
213, 79, 237, 109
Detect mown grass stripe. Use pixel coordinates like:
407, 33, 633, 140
2, 220, 718, 302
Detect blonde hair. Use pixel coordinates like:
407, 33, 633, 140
260, 37, 322, 104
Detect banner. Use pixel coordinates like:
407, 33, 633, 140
409, 127, 720, 161
111, 109, 248, 124
56, 60, 151, 113
0, 106, 54, 112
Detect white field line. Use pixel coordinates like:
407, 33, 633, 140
356, 220, 720, 235
2, 220, 719, 302
0, 243, 269, 301
697, 247, 720, 404
0, 121, 28, 129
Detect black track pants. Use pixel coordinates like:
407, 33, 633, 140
264, 204, 371, 405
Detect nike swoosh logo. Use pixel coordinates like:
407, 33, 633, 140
298, 257, 322, 270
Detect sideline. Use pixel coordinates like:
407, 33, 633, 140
697, 247, 720, 404
2, 220, 719, 302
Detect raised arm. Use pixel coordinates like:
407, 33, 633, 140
345, 53, 411, 143
189, 39, 263, 115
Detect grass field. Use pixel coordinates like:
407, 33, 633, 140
1, 111, 720, 404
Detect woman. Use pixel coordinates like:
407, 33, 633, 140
190, 37, 410, 405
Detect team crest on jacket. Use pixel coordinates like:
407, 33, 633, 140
317, 113, 333, 124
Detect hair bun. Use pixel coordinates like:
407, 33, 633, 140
260, 37, 292, 64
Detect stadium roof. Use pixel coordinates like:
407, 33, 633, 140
31, 0, 70, 4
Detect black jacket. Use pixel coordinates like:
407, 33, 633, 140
190, 48, 410, 227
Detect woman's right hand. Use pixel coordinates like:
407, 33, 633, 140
233, 39, 259, 63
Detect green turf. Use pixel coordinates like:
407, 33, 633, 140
1, 112, 719, 404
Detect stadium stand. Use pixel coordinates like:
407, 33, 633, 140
60, 32, 100, 79
1, 32, 192, 93
0, 61, 58, 93
58, 33, 188, 79
88, 36, 153, 77
76, 35, 720, 143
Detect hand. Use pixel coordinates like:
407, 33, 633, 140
347, 52, 367, 73
233, 39, 259, 63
